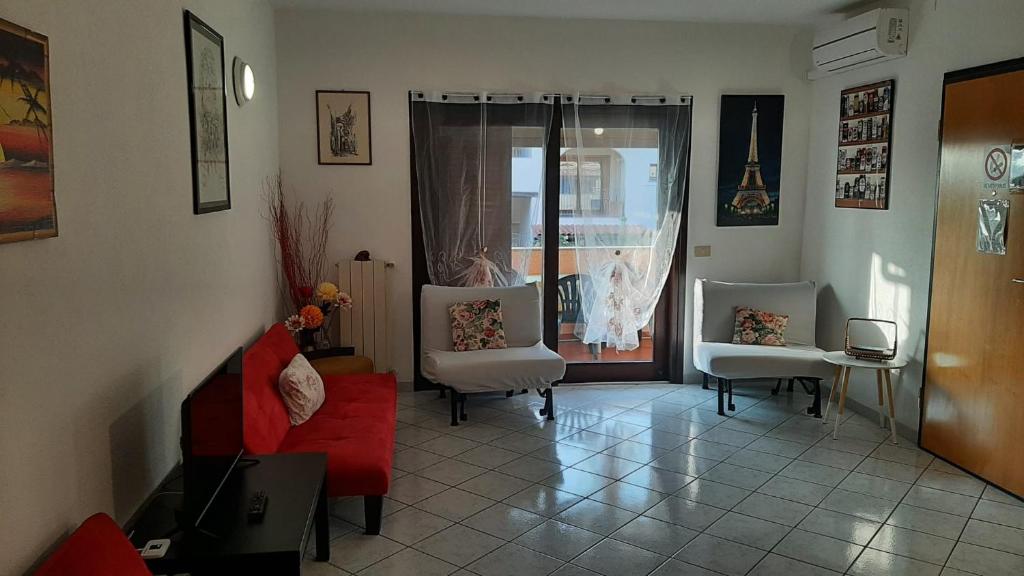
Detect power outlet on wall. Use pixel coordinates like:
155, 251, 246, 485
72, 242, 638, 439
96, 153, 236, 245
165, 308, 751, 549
694, 245, 712, 258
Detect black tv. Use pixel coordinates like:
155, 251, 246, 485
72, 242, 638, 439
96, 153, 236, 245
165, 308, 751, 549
180, 347, 244, 528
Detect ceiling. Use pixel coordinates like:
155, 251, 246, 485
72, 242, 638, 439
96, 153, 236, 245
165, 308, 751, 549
268, 0, 862, 25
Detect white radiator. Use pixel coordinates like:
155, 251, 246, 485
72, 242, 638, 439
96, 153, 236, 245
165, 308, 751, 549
337, 259, 393, 373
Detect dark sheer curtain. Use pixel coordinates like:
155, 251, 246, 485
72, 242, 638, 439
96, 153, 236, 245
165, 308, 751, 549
410, 93, 554, 286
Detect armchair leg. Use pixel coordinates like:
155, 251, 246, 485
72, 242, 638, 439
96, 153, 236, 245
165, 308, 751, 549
806, 378, 822, 418
787, 378, 795, 392
364, 495, 383, 535
439, 387, 446, 399
728, 379, 735, 412
449, 387, 459, 426
717, 377, 726, 416
772, 379, 782, 395
459, 393, 467, 421
538, 388, 555, 420
702, 373, 710, 390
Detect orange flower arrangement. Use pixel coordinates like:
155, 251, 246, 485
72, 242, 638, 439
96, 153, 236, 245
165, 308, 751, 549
299, 305, 324, 329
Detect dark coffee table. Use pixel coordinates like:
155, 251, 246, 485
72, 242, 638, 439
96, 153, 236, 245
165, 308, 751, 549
128, 452, 329, 575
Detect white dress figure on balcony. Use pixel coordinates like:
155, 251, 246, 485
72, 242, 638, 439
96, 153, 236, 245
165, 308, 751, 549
583, 250, 642, 351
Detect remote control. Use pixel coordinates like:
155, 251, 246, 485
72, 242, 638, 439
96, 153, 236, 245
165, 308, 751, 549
247, 490, 268, 523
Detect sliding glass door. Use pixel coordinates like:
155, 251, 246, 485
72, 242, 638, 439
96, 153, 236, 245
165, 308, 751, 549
410, 92, 690, 387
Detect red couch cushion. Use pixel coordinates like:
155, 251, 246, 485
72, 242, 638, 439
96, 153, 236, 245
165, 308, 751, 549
260, 322, 301, 365
277, 373, 397, 497
242, 325, 295, 454
35, 513, 151, 576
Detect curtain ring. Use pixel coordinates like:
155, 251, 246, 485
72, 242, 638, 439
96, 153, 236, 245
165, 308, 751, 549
631, 97, 637, 104
442, 94, 448, 101
660, 97, 666, 103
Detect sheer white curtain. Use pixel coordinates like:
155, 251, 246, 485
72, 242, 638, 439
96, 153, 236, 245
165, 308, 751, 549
410, 92, 553, 287
561, 95, 692, 351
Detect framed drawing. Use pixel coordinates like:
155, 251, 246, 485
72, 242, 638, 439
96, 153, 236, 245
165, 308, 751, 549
317, 90, 372, 165
0, 17, 56, 244
716, 94, 784, 227
184, 11, 230, 214
835, 79, 894, 209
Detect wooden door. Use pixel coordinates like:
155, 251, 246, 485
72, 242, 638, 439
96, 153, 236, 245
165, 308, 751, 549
922, 59, 1024, 496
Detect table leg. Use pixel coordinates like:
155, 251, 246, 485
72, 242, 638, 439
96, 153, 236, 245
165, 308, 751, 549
875, 370, 887, 429
823, 365, 841, 424
833, 367, 850, 440
315, 473, 329, 562
883, 369, 899, 445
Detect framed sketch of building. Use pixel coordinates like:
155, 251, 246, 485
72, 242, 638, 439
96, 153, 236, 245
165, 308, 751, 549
835, 79, 895, 209
317, 90, 372, 165
184, 11, 230, 214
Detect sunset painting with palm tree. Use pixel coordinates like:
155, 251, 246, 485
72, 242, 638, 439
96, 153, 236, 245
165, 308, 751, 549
0, 18, 54, 244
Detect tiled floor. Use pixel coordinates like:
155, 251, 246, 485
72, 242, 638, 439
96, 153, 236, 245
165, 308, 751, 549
303, 383, 1024, 576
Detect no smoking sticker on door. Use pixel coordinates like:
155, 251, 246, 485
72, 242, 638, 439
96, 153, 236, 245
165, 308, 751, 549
983, 146, 1010, 190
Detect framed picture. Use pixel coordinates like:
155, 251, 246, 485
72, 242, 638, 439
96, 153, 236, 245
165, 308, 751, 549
317, 90, 372, 165
1009, 141, 1024, 193
184, 11, 230, 214
0, 18, 56, 244
716, 94, 785, 227
835, 79, 894, 209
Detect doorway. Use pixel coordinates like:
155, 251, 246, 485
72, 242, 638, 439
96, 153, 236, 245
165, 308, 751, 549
921, 57, 1024, 496
411, 95, 691, 388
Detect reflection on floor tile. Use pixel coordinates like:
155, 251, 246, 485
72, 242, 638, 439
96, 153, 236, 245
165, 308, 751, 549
306, 383, 1018, 575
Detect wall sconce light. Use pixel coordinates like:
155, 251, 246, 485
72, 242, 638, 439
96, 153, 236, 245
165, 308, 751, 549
232, 57, 255, 106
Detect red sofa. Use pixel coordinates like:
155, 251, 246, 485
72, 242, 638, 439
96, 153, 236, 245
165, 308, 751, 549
35, 513, 151, 576
243, 323, 397, 533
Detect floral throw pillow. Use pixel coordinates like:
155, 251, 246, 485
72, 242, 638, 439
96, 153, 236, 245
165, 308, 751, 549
450, 299, 508, 352
732, 307, 789, 346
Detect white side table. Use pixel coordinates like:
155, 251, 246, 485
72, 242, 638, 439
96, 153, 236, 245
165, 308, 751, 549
822, 351, 906, 444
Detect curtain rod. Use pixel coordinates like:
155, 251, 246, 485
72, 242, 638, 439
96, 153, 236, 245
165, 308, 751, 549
410, 91, 692, 106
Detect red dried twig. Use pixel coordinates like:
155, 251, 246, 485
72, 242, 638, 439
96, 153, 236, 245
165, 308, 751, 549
264, 174, 335, 312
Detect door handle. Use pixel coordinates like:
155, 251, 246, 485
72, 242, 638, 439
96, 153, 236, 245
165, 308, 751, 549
1013, 278, 1024, 284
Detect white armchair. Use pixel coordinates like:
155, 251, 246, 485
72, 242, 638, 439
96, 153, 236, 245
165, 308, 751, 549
421, 284, 566, 425
693, 279, 831, 417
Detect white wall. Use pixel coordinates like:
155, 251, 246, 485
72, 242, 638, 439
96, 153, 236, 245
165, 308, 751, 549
275, 10, 814, 382
0, 1, 279, 573
801, 0, 1024, 431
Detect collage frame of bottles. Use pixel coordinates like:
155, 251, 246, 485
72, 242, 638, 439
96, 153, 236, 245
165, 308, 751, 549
835, 79, 894, 209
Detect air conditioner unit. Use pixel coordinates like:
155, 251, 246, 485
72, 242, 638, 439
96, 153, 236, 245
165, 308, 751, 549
810, 8, 908, 79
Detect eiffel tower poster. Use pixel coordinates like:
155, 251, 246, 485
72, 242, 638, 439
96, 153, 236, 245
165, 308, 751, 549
716, 95, 785, 227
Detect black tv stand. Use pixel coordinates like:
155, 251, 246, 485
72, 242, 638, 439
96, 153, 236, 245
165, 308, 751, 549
127, 453, 329, 575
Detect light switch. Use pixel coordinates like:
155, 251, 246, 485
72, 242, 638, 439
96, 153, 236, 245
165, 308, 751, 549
694, 245, 712, 258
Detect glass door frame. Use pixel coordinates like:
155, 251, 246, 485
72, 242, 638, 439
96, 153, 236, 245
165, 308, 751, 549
543, 98, 690, 383
410, 96, 690, 389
